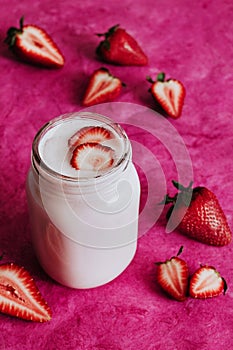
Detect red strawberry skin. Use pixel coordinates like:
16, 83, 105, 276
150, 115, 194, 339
165, 182, 232, 246
4, 17, 64, 68
0, 263, 52, 322
189, 265, 226, 299
177, 187, 232, 246
156, 253, 189, 301
82, 68, 122, 107
68, 126, 114, 148
96, 25, 148, 66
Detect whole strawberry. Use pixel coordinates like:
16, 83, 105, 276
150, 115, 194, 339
162, 181, 232, 246
96, 24, 148, 66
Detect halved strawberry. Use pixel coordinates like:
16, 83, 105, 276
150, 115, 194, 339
156, 247, 189, 301
0, 263, 52, 322
4, 17, 64, 68
82, 67, 122, 107
96, 24, 148, 66
189, 265, 227, 299
68, 126, 114, 148
147, 72, 185, 119
70, 142, 115, 171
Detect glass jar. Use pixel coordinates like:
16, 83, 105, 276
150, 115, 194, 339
26, 112, 140, 288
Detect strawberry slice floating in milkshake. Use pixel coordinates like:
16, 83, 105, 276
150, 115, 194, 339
68, 126, 114, 148
70, 142, 115, 171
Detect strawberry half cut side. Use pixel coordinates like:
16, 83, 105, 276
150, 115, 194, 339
68, 126, 114, 149
0, 263, 52, 322
4, 17, 64, 68
82, 67, 122, 107
70, 142, 115, 171
189, 265, 227, 299
156, 246, 189, 301
147, 72, 185, 119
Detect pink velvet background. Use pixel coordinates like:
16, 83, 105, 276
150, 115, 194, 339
0, 0, 233, 349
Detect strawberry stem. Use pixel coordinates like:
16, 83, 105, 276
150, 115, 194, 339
159, 180, 193, 208
146, 76, 154, 84
171, 180, 193, 207
177, 246, 184, 256
158, 194, 177, 205
96, 24, 119, 38
172, 180, 193, 192
19, 16, 24, 31
157, 72, 165, 82
4, 16, 24, 47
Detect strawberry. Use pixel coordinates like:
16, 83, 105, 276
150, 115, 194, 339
189, 265, 227, 299
162, 181, 232, 246
70, 142, 115, 171
147, 72, 185, 118
0, 263, 52, 322
68, 126, 114, 148
82, 68, 122, 106
96, 24, 148, 66
4, 17, 64, 68
156, 246, 189, 301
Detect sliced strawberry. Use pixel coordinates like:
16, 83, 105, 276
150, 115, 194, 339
0, 263, 52, 322
68, 126, 114, 149
82, 67, 122, 106
156, 247, 189, 301
189, 265, 227, 299
96, 24, 148, 66
147, 72, 185, 119
70, 142, 115, 171
4, 17, 64, 68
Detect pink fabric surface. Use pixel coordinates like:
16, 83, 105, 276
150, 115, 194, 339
0, 0, 233, 349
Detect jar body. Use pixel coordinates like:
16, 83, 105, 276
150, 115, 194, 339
26, 112, 140, 288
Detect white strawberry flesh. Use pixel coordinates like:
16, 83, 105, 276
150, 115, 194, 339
0, 263, 52, 322
152, 79, 184, 118
157, 256, 188, 301
189, 266, 225, 299
82, 68, 122, 106
70, 142, 115, 171
18, 25, 64, 67
68, 126, 114, 148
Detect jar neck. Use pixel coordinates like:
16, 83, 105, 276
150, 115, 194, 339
31, 112, 132, 194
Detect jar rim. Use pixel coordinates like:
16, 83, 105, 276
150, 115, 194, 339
32, 112, 131, 183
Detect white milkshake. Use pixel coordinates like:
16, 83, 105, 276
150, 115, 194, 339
26, 112, 140, 288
